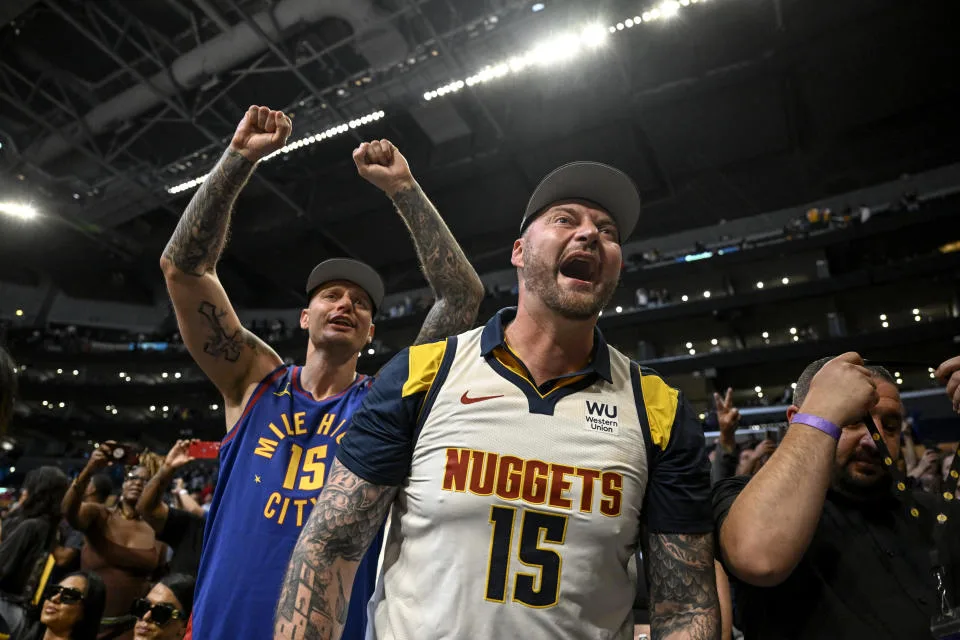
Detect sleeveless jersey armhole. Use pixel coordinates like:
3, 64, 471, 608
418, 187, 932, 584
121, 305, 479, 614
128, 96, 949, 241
222, 363, 289, 445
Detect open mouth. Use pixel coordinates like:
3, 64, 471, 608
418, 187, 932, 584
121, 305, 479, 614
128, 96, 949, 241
328, 315, 355, 329
558, 254, 598, 283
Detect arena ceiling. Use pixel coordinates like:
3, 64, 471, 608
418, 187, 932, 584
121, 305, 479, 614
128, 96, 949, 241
1, 0, 958, 308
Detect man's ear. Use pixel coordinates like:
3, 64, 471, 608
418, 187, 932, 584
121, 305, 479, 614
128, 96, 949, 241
367, 323, 376, 344
299, 308, 310, 331
510, 237, 523, 269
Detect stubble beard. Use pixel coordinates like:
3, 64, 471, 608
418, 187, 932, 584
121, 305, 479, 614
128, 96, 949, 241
520, 244, 618, 320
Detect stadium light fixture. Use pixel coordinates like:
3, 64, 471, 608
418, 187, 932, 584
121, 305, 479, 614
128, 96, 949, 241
894, 371, 900, 378
754, 386, 762, 393
756, 281, 764, 289
15, 309, 23, 317
72, 370, 79, 376
685, 342, 693, 349
879, 314, 887, 321
367, 348, 375, 355
532, 3, 545, 12
56, 368, 62, 374
757, 391, 764, 398
162, 405, 169, 412
688, 348, 696, 355
912, 308, 920, 315
789, 327, 797, 335
58, 402, 65, 408
0, 202, 38, 220
793, 335, 799, 342
615, 306, 623, 313
167, 110, 386, 195
791, 382, 797, 390
882, 321, 889, 328
711, 338, 718, 345
174, 371, 182, 379
896, 378, 903, 385
703, 290, 711, 298
681, 295, 689, 302
150, 405, 156, 412
781, 277, 790, 285
211, 403, 219, 411
761, 331, 769, 339
119, 371, 126, 378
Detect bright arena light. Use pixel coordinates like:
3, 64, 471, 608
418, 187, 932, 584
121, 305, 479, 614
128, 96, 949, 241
167, 110, 386, 194
0, 202, 38, 220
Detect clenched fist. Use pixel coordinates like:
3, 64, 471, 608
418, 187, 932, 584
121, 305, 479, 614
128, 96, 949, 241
229, 105, 293, 163
353, 139, 415, 197
797, 352, 878, 428
935, 355, 960, 413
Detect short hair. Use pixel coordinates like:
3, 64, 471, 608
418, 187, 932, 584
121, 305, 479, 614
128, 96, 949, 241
793, 356, 897, 407
89, 474, 113, 503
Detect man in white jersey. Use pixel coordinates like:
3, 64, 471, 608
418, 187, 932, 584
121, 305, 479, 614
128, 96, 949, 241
276, 162, 720, 639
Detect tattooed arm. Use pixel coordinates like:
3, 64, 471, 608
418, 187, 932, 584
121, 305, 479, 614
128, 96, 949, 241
161, 106, 289, 412
354, 140, 483, 345
646, 532, 721, 640
274, 460, 397, 640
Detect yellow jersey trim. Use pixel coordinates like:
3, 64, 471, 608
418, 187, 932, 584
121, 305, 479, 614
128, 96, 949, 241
493, 345, 589, 399
402, 340, 448, 398
640, 372, 678, 450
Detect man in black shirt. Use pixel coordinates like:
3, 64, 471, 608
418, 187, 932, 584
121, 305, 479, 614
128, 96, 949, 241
137, 440, 205, 576
714, 353, 960, 639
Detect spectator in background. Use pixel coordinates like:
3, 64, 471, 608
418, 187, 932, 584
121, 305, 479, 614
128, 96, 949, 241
0, 345, 15, 433
711, 388, 741, 484
136, 441, 205, 578
714, 353, 960, 639
0, 467, 70, 600
0, 571, 106, 640
63, 445, 165, 640
54, 474, 115, 583
131, 574, 194, 640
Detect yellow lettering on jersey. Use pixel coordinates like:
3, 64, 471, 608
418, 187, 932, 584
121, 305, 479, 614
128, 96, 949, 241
442, 448, 470, 492
336, 431, 346, 444
277, 496, 291, 525
280, 413, 295, 436
317, 412, 336, 436
599, 471, 623, 517
329, 419, 348, 439
293, 411, 307, 435
267, 423, 286, 440
254, 437, 279, 459
282, 444, 305, 490
293, 499, 309, 527
309, 497, 317, 506
264, 492, 281, 519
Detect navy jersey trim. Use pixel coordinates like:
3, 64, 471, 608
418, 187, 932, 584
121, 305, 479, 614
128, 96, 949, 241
413, 336, 458, 442
221, 364, 288, 446
486, 354, 600, 416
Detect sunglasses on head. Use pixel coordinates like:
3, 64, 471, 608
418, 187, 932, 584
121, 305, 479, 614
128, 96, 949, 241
130, 599, 184, 626
44, 585, 84, 604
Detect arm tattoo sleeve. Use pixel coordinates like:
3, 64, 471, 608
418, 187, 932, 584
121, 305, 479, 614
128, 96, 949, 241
197, 301, 258, 362
647, 532, 721, 640
390, 184, 483, 345
274, 460, 397, 640
162, 149, 255, 276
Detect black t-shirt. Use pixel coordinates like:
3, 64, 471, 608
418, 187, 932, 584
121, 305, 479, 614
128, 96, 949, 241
157, 507, 205, 577
713, 476, 960, 640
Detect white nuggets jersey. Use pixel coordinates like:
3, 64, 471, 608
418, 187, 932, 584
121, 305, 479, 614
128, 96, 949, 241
338, 308, 712, 640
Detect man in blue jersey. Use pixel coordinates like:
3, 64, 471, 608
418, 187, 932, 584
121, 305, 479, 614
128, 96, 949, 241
160, 105, 483, 639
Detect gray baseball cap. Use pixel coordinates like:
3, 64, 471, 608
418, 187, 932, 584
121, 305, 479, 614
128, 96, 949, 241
305, 258, 385, 312
520, 161, 641, 241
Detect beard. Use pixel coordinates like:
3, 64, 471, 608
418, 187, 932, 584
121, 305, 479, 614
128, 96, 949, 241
831, 449, 892, 501
519, 243, 618, 320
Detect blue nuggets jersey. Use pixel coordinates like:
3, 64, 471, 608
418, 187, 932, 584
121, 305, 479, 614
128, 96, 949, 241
188, 364, 382, 640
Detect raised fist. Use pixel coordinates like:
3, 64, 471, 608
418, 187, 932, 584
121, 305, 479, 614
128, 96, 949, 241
87, 440, 117, 470
229, 105, 293, 163
353, 139, 415, 197
797, 352, 878, 428
935, 355, 960, 414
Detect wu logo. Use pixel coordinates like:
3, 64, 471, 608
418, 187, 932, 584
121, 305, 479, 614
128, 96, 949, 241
585, 401, 619, 435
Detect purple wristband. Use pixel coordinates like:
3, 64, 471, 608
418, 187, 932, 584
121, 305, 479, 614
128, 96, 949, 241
792, 413, 841, 441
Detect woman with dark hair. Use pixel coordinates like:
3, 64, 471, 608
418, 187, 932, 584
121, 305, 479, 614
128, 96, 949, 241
62, 446, 163, 640
131, 574, 193, 640
2, 571, 108, 640
0, 467, 70, 600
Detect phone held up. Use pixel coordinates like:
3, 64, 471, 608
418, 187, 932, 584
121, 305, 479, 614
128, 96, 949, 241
188, 441, 221, 460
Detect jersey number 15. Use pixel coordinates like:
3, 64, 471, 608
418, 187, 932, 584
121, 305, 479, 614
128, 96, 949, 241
485, 505, 568, 608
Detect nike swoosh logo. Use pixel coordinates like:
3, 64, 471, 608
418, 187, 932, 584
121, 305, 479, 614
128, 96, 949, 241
461, 391, 504, 405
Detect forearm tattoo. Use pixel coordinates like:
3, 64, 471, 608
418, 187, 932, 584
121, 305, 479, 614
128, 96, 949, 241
162, 149, 255, 276
647, 532, 721, 640
391, 184, 483, 345
274, 460, 397, 640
